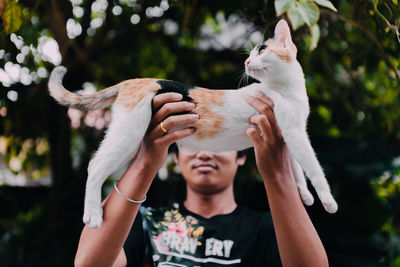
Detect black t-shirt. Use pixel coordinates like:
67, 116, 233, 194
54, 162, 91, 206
124, 203, 282, 267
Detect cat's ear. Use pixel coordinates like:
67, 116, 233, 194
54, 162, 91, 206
274, 19, 292, 48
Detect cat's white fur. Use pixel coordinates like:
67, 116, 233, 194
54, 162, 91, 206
82, 93, 155, 227
242, 20, 337, 214
49, 19, 337, 228
175, 21, 336, 217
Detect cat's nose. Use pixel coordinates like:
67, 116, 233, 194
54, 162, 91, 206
245, 60, 250, 66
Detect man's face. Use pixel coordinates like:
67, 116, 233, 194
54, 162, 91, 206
174, 148, 246, 195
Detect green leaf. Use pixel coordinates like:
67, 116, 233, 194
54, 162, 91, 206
288, 1, 319, 29
317, 105, 331, 122
298, 1, 320, 26
309, 24, 320, 50
313, 0, 338, 12
287, 4, 306, 30
392, 0, 398, 5
275, 0, 295, 16
19, 24, 39, 47
2, 1, 22, 34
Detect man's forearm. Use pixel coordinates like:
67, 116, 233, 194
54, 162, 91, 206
75, 159, 156, 267
264, 172, 329, 267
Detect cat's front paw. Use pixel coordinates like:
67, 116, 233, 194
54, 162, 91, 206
320, 194, 338, 213
83, 206, 103, 228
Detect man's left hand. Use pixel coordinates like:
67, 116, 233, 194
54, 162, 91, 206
246, 91, 292, 180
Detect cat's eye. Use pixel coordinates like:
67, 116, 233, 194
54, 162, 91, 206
257, 44, 267, 55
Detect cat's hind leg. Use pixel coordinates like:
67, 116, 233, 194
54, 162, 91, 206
291, 156, 314, 206
283, 130, 338, 213
83, 93, 154, 228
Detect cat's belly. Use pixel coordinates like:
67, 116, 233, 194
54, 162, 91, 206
176, 89, 257, 151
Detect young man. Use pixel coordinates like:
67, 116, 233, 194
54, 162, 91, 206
75, 92, 329, 267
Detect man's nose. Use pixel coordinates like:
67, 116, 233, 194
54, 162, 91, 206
196, 150, 213, 159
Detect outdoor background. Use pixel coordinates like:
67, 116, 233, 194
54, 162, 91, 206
0, 0, 399, 266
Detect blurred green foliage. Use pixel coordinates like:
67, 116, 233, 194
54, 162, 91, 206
1, 0, 23, 34
0, 0, 399, 266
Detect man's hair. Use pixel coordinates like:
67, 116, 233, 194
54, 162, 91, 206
170, 143, 247, 159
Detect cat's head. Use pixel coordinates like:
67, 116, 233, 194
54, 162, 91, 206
245, 19, 299, 83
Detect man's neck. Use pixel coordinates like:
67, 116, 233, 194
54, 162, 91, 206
184, 185, 237, 218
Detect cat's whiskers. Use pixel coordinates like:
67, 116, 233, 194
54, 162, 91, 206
237, 69, 249, 88
244, 67, 251, 85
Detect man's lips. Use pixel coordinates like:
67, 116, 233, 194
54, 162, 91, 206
192, 164, 217, 172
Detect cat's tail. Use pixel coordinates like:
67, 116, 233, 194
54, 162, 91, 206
48, 66, 119, 110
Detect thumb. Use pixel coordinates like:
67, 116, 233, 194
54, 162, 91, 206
246, 128, 262, 146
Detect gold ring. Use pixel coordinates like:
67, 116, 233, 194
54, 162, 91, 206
160, 121, 168, 133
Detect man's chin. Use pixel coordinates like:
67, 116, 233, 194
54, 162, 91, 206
191, 172, 218, 185
193, 171, 215, 181
193, 184, 224, 195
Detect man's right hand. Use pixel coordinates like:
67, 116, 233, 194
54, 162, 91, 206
135, 92, 199, 174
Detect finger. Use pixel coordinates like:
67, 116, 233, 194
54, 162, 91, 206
251, 108, 284, 142
150, 101, 196, 129
246, 94, 279, 135
246, 95, 274, 118
253, 92, 284, 140
154, 127, 196, 147
254, 90, 274, 109
246, 128, 262, 146
152, 93, 183, 111
249, 114, 272, 139
149, 113, 199, 140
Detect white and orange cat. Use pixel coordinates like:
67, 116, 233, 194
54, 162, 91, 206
49, 20, 337, 228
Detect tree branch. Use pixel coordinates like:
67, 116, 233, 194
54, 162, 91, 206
321, 10, 400, 82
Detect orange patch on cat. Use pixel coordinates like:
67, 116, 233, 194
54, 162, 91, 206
190, 87, 225, 106
189, 88, 225, 139
265, 39, 297, 62
115, 78, 160, 111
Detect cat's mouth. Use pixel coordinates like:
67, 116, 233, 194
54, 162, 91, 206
251, 67, 267, 72
246, 66, 268, 74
